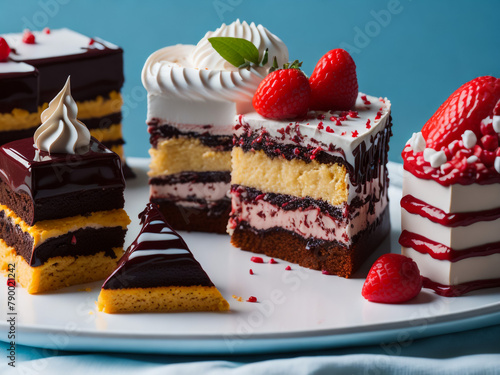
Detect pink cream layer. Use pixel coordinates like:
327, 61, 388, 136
150, 181, 230, 202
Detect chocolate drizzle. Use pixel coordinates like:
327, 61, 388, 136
102, 203, 215, 290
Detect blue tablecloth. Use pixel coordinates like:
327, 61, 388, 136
6, 324, 500, 374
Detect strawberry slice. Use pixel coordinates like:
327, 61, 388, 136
362, 254, 422, 304
309, 49, 358, 111
422, 76, 500, 150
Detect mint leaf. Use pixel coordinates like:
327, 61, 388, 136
208, 37, 260, 68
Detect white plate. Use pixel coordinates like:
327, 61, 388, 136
1, 159, 499, 355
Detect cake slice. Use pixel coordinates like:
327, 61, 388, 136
97, 203, 230, 313
0, 28, 133, 177
0, 77, 130, 294
229, 93, 392, 277
142, 20, 288, 232
400, 76, 500, 296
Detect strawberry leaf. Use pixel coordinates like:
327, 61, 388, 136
208, 37, 260, 68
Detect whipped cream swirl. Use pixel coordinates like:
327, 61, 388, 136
142, 20, 288, 113
34, 76, 91, 154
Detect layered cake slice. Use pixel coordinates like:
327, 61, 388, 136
97, 203, 230, 313
142, 20, 288, 233
0, 28, 133, 177
0, 78, 130, 294
400, 76, 500, 296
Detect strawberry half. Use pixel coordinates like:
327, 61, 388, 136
422, 76, 500, 150
0, 37, 10, 62
309, 49, 358, 111
362, 254, 422, 304
252, 61, 311, 120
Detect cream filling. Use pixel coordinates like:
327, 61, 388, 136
229, 191, 388, 245
402, 247, 500, 286
150, 181, 230, 202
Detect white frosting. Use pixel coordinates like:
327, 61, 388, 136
495, 157, 500, 174
493, 116, 500, 133
429, 150, 447, 168
402, 247, 500, 286
150, 181, 230, 201
34, 77, 90, 154
0, 61, 36, 73
467, 155, 478, 164
402, 170, 500, 213
229, 187, 388, 245
423, 148, 436, 162
401, 209, 500, 250
142, 20, 288, 129
2, 28, 118, 62
461, 130, 477, 149
408, 132, 426, 153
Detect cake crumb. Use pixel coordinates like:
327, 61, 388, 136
232, 295, 243, 302
78, 287, 92, 292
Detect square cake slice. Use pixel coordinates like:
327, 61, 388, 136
229, 93, 392, 277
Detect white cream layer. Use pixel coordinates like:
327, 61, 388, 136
401, 210, 500, 250
403, 170, 500, 213
150, 181, 230, 202
228, 188, 388, 246
402, 247, 500, 286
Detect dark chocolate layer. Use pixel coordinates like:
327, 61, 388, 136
231, 206, 390, 278
82, 112, 122, 130
148, 122, 233, 151
0, 210, 125, 266
152, 199, 231, 234
0, 137, 125, 225
0, 68, 39, 113
149, 171, 231, 186
102, 203, 215, 290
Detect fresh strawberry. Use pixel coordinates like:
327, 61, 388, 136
422, 76, 500, 150
253, 60, 311, 120
309, 49, 358, 111
22, 30, 36, 44
362, 253, 422, 304
0, 37, 10, 62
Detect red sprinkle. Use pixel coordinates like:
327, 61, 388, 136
247, 296, 258, 303
43, 27, 51, 34
293, 148, 300, 156
71, 235, 77, 245
325, 126, 334, 133
89, 38, 95, 46
351, 130, 359, 138
22, 30, 36, 44
329, 116, 336, 122
251, 256, 264, 263
341, 132, 346, 136
285, 266, 292, 271
322, 270, 330, 275
254, 194, 266, 201
317, 114, 325, 120
366, 119, 371, 129
269, 258, 277, 264
348, 110, 359, 118
317, 121, 324, 130
375, 111, 382, 120
249, 269, 254, 275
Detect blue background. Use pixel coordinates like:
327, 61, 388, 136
2, 0, 499, 162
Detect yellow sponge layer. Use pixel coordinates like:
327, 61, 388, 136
74, 91, 123, 119
0, 105, 45, 131
0, 205, 130, 247
97, 286, 230, 313
0, 239, 123, 294
90, 123, 123, 143
149, 137, 231, 177
231, 147, 348, 206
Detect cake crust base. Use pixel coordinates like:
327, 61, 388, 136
230, 207, 390, 278
0, 240, 123, 294
153, 199, 231, 234
97, 286, 230, 313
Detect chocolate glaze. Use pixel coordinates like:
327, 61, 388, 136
0, 66, 39, 113
102, 203, 215, 290
149, 171, 231, 186
401, 195, 500, 227
422, 276, 500, 297
399, 230, 500, 262
148, 122, 233, 151
0, 137, 125, 225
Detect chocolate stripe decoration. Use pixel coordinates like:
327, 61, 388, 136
102, 203, 214, 290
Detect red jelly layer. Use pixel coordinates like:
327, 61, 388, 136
422, 276, 500, 297
401, 195, 500, 227
399, 230, 500, 262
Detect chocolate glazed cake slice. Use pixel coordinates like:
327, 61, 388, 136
229, 94, 392, 278
97, 203, 230, 313
0, 78, 130, 294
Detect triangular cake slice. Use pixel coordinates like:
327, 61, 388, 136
97, 203, 229, 313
